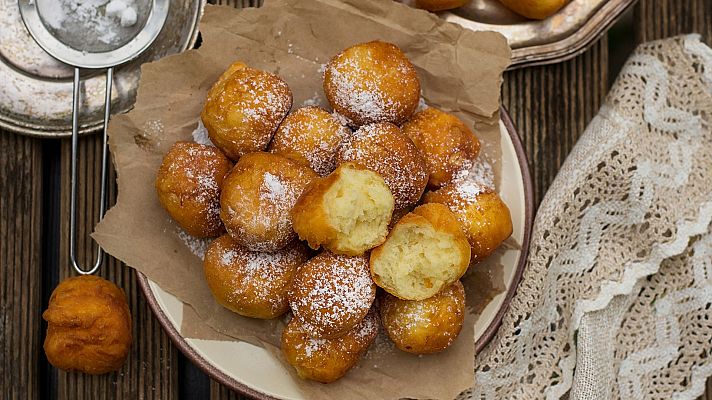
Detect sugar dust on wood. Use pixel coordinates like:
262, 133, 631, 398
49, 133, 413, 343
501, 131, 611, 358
35, 0, 139, 45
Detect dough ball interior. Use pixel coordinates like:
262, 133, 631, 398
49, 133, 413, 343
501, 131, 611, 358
324, 168, 392, 252
373, 221, 466, 300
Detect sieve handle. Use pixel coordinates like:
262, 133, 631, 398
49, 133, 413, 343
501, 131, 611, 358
69, 67, 113, 275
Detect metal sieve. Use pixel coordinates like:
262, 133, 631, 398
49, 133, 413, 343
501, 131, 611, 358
19, 0, 170, 274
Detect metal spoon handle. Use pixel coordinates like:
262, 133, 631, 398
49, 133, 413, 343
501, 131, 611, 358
69, 67, 113, 275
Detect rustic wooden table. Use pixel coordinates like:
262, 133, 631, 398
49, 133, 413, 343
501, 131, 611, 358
1, 0, 711, 398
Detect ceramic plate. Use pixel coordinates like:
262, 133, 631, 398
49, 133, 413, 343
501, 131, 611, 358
138, 107, 534, 399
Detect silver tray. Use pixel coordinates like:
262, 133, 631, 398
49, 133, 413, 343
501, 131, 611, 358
442, 0, 636, 68
0, 0, 206, 137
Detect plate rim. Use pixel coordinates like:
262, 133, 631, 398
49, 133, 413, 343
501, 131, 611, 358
136, 106, 534, 399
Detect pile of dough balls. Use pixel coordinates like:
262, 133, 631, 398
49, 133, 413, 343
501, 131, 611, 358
155, 40, 512, 383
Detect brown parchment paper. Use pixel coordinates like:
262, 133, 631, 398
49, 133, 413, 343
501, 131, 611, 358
94, 1, 511, 399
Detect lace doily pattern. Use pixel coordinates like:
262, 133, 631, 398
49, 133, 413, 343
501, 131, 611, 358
467, 35, 712, 399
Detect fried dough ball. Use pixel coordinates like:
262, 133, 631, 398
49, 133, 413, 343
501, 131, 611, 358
337, 122, 428, 209
43, 275, 132, 375
292, 163, 394, 256
268, 106, 350, 176
401, 107, 480, 188
220, 152, 317, 252
201, 62, 292, 160
380, 281, 465, 354
203, 235, 308, 319
155, 141, 232, 238
415, 0, 470, 11
323, 41, 420, 126
424, 185, 512, 263
281, 309, 379, 383
288, 252, 376, 338
370, 203, 471, 300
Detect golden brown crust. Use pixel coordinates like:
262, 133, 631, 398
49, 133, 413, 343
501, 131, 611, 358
337, 122, 428, 209
291, 162, 394, 256
43, 275, 132, 374
323, 41, 420, 126
203, 235, 308, 319
401, 107, 480, 188
155, 141, 232, 238
288, 252, 376, 338
370, 203, 471, 300
380, 281, 465, 354
415, 0, 470, 11
281, 310, 379, 383
201, 64, 293, 160
497, 0, 568, 20
269, 106, 350, 176
424, 186, 512, 263
220, 152, 317, 252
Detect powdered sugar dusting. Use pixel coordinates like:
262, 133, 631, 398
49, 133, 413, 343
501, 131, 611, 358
191, 120, 214, 146
270, 107, 350, 176
450, 156, 495, 202
340, 123, 428, 209
290, 254, 376, 336
260, 172, 289, 203
214, 241, 306, 312
177, 229, 210, 259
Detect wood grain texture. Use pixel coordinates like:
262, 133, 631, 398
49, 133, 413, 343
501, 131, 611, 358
635, 0, 712, 44
0, 133, 43, 400
55, 135, 178, 400
502, 37, 609, 205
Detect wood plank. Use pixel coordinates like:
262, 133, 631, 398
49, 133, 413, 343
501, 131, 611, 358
0, 132, 43, 400
502, 36, 609, 205
635, 0, 711, 44
56, 134, 178, 400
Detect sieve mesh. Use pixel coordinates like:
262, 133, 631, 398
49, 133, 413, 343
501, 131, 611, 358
34, 0, 152, 53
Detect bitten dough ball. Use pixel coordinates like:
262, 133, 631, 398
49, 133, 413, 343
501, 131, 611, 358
424, 185, 512, 263
281, 309, 379, 383
370, 203, 471, 300
203, 235, 309, 319
155, 141, 232, 238
201, 62, 293, 160
292, 162, 395, 256
288, 252, 377, 338
380, 281, 465, 354
43, 275, 132, 374
415, 0, 470, 11
401, 107, 480, 188
323, 41, 420, 126
338, 122, 428, 209
220, 152, 318, 252
268, 106, 350, 176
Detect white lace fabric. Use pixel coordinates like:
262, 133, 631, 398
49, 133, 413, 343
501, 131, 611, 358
463, 35, 712, 399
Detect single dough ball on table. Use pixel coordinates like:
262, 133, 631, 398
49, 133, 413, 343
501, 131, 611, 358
288, 252, 376, 338
424, 184, 512, 263
220, 152, 317, 252
268, 106, 350, 176
155, 141, 232, 238
201, 62, 293, 160
401, 107, 480, 188
337, 122, 428, 209
292, 162, 394, 256
370, 203, 471, 300
43, 275, 132, 374
380, 281, 465, 354
203, 235, 309, 319
415, 0, 471, 11
281, 309, 379, 383
323, 41, 420, 126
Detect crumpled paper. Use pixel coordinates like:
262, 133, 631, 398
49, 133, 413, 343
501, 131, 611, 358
94, 1, 512, 399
